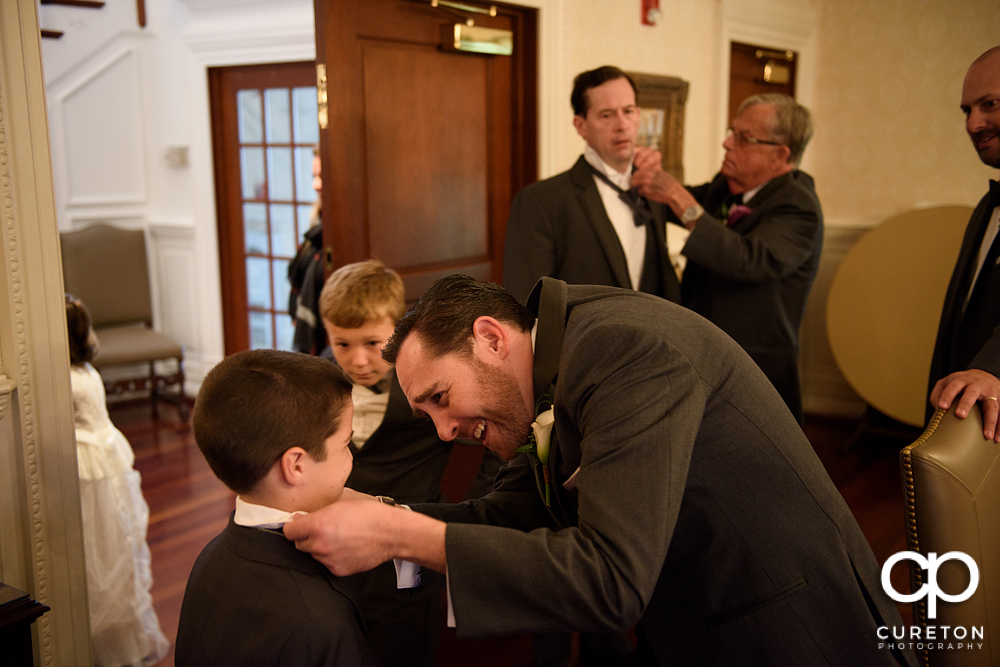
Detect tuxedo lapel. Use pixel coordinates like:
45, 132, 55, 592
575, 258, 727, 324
727, 171, 796, 232
746, 171, 793, 209
569, 157, 633, 289
526, 277, 566, 401
525, 278, 574, 528
946, 193, 999, 361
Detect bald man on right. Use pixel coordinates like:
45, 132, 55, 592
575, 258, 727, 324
927, 45, 1000, 441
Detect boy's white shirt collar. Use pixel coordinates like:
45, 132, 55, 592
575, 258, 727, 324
234, 496, 308, 530
235, 496, 422, 589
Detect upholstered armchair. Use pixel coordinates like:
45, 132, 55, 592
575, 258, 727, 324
900, 404, 1000, 666
60, 223, 189, 420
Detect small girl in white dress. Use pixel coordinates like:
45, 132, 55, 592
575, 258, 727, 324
66, 295, 169, 667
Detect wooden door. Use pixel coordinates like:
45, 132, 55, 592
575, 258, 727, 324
209, 62, 320, 354
315, 0, 537, 299
728, 41, 797, 125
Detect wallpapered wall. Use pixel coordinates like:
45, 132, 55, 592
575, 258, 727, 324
555, 0, 721, 184
810, 0, 1000, 226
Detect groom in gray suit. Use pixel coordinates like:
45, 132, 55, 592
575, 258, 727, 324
503, 66, 681, 306
286, 275, 914, 667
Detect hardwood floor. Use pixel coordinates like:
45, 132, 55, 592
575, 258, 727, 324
112, 404, 917, 667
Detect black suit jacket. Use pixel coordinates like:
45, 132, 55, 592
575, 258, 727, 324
680, 171, 823, 421
503, 155, 681, 304
176, 516, 377, 667
416, 279, 912, 667
927, 190, 1000, 419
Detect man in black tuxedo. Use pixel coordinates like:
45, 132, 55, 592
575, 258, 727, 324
927, 45, 1000, 441
632, 94, 821, 422
285, 275, 914, 667
503, 66, 681, 306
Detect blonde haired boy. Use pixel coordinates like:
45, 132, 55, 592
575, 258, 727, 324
319, 260, 501, 667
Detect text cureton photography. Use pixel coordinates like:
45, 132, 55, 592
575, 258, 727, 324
878, 551, 984, 654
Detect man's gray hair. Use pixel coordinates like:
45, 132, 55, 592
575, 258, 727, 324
736, 94, 813, 166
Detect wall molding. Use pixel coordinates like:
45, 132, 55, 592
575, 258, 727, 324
48, 38, 148, 213
800, 225, 869, 418
0, 53, 52, 661
183, 23, 315, 66
0, 2, 91, 663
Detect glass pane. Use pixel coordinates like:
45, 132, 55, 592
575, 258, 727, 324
295, 147, 317, 202
270, 204, 297, 257
240, 147, 266, 199
298, 203, 316, 237
243, 203, 268, 254
265, 88, 291, 143
275, 313, 295, 352
246, 256, 272, 309
237, 89, 263, 143
267, 147, 293, 201
249, 310, 273, 349
272, 258, 291, 315
292, 86, 319, 144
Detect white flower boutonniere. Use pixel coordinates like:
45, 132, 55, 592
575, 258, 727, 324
516, 407, 555, 506
531, 408, 555, 466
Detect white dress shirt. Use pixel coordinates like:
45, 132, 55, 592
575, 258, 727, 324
584, 145, 647, 290
351, 376, 392, 450
966, 203, 1000, 311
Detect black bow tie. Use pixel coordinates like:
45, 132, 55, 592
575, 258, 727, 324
988, 180, 1000, 207
588, 165, 655, 228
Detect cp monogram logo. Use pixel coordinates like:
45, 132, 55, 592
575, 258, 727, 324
882, 551, 979, 618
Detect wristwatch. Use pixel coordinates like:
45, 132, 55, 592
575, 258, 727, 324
375, 495, 396, 507
681, 204, 704, 225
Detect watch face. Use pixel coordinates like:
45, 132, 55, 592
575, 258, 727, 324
683, 206, 701, 222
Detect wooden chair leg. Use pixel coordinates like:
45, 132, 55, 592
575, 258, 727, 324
149, 360, 159, 421
177, 359, 190, 421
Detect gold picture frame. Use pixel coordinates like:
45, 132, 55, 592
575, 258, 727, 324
626, 72, 689, 183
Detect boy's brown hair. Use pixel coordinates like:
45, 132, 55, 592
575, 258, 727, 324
193, 349, 352, 495
319, 260, 405, 329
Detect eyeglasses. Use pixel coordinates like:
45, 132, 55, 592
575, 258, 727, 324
726, 127, 783, 148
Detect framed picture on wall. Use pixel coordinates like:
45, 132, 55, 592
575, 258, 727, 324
626, 72, 689, 183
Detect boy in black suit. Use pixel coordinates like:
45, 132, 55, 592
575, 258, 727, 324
319, 260, 501, 666
175, 350, 378, 667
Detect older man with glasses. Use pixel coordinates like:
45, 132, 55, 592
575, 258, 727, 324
632, 93, 822, 422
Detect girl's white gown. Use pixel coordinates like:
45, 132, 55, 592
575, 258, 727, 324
72, 363, 170, 667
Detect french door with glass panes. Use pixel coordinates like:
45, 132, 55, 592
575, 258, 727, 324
209, 61, 320, 354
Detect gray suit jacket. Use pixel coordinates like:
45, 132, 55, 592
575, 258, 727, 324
681, 171, 823, 422
416, 278, 912, 667
503, 156, 681, 304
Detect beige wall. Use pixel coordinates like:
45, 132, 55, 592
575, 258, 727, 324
549, 0, 722, 182
811, 0, 1000, 226
548, 0, 1000, 224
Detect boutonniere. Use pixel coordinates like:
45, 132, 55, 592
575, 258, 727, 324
726, 204, 752, 227
515, 403, 555, 506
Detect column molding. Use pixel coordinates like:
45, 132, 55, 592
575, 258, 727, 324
0, 1, 91, 664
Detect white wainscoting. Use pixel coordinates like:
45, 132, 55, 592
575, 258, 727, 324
148, 224, 215, 392
801, 225, 869, 418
